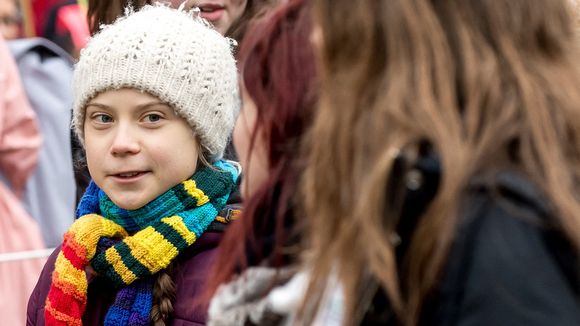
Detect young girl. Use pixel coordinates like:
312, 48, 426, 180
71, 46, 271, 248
27, 5, 240, 325
302, 0, 580, 324
79, 0, 278, 197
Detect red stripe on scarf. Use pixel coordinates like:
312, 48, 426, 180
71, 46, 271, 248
51, 273, 86, 301
45, 298, 83, 326
61, 240, 87, 269
46, 233, 89, 325
46, 284, 85, 325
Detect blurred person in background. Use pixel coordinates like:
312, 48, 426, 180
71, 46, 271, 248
87, 0, 279, 45
167, 0, 279, 44
26, 0, 91, 58
0, 0, 79, 248
7, 36, 77, 248
31, 0, 64, 37
41, 0, 90, 59
0, 0, 21, 39
300, 0, 580, 324
0, 33, 45, 326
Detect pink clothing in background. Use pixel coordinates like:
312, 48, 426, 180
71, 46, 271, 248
0, 37, 41, 196
31, 0, 63, 37
0, 35, 46, 325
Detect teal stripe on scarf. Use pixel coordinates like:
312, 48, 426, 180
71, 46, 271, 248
115, 241, 152, 276
179, 205, 219, 236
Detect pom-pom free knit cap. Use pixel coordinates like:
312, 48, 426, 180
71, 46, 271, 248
72, 4, 239, 160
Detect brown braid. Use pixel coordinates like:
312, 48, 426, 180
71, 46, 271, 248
150, 262, 176, 325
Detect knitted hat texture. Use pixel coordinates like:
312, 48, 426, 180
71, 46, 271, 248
72, 4, 239, 160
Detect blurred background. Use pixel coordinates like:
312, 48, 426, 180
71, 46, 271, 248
0, 2, 87, 323
2, 0, 89, 57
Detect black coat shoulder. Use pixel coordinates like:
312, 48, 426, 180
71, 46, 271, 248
425, 171, 580, 326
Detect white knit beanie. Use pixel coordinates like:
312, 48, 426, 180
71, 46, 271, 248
73, 4, 239, 161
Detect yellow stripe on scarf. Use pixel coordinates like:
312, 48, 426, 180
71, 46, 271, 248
182, 180, 209, 206
124, 227, 179, 274
161, 216, 197, 246
105, 247, 138, 284
69, 214, 128, 259
53, 255, 88, 295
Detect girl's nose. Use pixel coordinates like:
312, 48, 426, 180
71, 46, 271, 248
110, 124, 141, 156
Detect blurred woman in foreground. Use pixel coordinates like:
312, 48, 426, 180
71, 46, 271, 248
301, 0, 580, 324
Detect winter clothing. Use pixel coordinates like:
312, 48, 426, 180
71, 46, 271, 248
28, 228, 233, 325
208, 266, 346, 326
72, 4, 240, 160
358, 153, 580, 325
0, 39, 41, 197
208, 266, 298, 325
103, 275, 153, 325
44, 160, 239, 325
0, 35, 45, 326
419, 170, 580, 325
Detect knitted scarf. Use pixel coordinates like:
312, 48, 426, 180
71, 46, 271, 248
45, 160, 239, 326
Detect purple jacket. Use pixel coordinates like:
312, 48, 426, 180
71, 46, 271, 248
27, 231, 223, 325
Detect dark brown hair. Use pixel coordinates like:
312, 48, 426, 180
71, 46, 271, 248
87, 0, 152, 35
150, 263, 175, 325
303, 0, 580, 324
224, 0, 280, 44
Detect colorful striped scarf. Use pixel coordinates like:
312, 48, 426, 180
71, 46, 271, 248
45, 160, 239, 325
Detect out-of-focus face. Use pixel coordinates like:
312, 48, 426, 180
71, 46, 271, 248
0, 0, 19, 40
233, 84, 269, 199
84, 88, 200, 210
170, 0, 248, 35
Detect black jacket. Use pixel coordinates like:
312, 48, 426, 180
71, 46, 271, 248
364, 154, 580, 325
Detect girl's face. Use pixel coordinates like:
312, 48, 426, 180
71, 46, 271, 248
84, 88, 199, 210
233, 85, 269, 199
170, 0, 248, 35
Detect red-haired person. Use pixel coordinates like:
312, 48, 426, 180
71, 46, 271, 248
203, 0, 317, 324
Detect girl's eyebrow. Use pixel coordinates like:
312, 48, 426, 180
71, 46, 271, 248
85, 101, 170, 110
85, 102, 111, 110
136, 101, 171, 110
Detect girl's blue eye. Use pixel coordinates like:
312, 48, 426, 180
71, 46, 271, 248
145, 114, 162, 122
96, 114, 113, 123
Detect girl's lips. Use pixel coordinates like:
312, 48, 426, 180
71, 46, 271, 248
198, 4, 225, 22
110, 171, 149, 183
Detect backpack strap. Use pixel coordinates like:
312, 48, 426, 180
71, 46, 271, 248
207, 203, 242, 232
